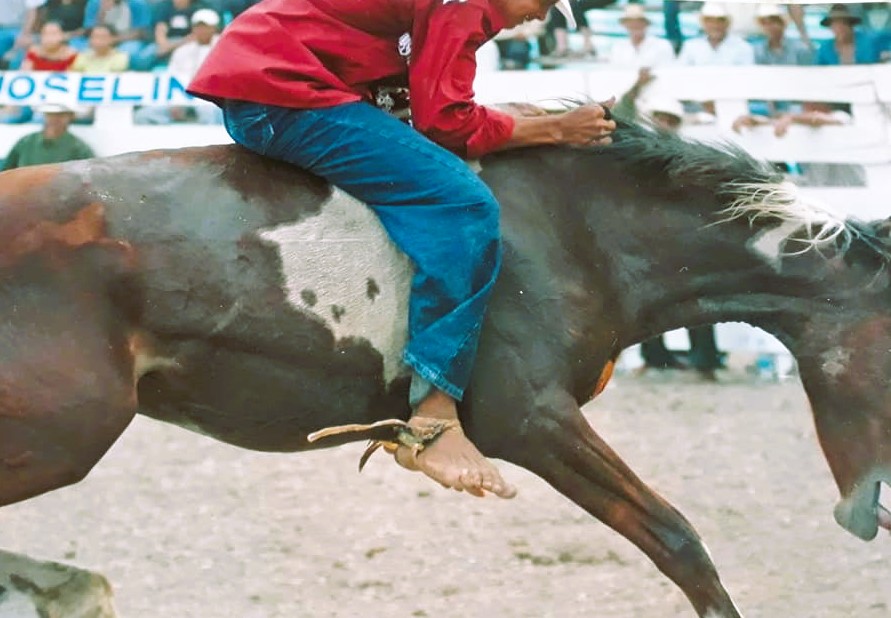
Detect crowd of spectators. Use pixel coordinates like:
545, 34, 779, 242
499, 2, 891, 71
0, 0, 259, 127
1, 2, 889, 163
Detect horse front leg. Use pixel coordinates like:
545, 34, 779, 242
475, 386, 742, 618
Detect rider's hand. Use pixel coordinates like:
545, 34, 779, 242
556, 99, 617, 147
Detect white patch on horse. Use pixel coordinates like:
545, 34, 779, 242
748, 220, 802, 270
258, 189, 413, 382
820, 347, 852, 381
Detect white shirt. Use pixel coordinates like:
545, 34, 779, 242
677, 34, 755, 66
609, 35, 676, 68
169, 35, 220, 79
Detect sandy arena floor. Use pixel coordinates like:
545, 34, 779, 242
2, 371, 890, 618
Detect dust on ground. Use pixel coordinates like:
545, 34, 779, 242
2, 373, 889, 617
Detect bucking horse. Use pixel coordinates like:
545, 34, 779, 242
0, 120, 889, 617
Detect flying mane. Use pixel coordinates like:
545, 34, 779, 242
597, 118, 890, 260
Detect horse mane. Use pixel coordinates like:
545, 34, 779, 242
595, 117, 891, 261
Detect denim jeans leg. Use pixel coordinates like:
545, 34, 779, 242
222, 100, 501, 400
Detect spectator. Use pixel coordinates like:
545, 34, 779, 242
677, 2, 754, 66
0, 1, 34, 61
493, 19, 544, 70
132, 0, 196, 70
544, 0, 613, 60
772, 101, 853, 137
83, 0, 151, 59
2, 101, 94, 171
71, 23, 128, 71
817, 3, 886, 65
37, 0, 88, 48
135, 8, 221, 124
21, 21, 77, 70
608, 4, 674, 68
753, 3, 812, 66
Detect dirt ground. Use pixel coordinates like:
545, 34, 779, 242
2, 371, 890, 618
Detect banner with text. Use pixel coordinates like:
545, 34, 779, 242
0, 72, 203, 107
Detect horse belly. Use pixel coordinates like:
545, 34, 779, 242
257, 188, 413, 383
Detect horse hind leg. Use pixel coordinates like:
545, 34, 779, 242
495, 390, 743, 618
0, 297, 137, 507
0, 342, 136, 506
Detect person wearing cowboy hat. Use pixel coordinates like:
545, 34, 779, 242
608, 4, 674, 68
677, 2, 754, 66
816, 3, 885, 65
2, 100, 94, 170
752, 3, 812, 66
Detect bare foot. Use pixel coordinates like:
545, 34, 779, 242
395, 391, 517, 499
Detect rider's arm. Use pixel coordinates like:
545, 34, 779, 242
409, 0, 515, 159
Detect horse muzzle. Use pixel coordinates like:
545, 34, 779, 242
833, 468, 891, 540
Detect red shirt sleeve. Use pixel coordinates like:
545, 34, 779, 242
409, 0, 515, 159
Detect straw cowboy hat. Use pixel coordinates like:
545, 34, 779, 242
619, 4, 650, 25
820, 4, 862, 27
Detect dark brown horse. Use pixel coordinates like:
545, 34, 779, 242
1, 121, 889, 617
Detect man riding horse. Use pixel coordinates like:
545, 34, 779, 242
187, 0, 616, 498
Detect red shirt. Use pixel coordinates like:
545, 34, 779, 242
188, 0, 515, 159
25, 49, 77, 71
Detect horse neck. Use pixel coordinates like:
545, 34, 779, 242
590, 196, 855, 350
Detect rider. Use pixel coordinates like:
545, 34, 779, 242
188, 0, 616, 499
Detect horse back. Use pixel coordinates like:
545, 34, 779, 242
0, 146, 417, 449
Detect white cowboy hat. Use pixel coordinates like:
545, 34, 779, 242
619, 4, 650, 25
191, 8, 221, 27
700, 2, 730, 20
37, 100, 80, 115
756, 3, 785, 22
556, 0, 577, 31
640, 97, 684, 121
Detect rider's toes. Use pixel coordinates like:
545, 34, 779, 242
484, 471, 517, 499
460, 468, 482, 489
459, 469, 487, 497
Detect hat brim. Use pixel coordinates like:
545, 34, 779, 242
38, 104, 76, 114
820, 15, 861, 27
619, 16, 650, 25
556, 0, 576, 30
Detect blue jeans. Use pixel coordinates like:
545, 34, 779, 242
222, 100, 502, 402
